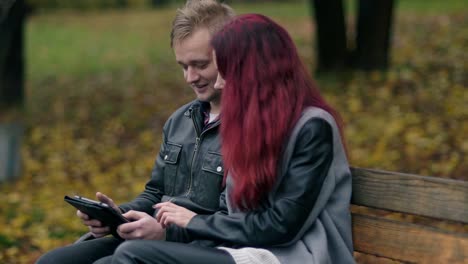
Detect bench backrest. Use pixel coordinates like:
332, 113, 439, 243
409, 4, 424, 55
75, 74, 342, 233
350, 167, 468, 263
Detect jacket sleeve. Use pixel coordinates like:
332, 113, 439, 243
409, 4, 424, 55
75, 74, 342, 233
118, 123, 169, 215
185, 118, 333, 247
165, 189, 229, 243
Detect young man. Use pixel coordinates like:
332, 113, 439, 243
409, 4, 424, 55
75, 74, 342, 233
35, 1, 234, 263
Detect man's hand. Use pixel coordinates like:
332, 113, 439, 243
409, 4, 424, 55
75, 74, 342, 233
154, 202, 197, 228
117, 211, 166, 240
77, 210, 110, 238
96, 192, 121, 214
76, 192, 121, 238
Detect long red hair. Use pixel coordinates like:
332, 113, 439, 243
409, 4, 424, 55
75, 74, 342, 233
212, 14, 344, 210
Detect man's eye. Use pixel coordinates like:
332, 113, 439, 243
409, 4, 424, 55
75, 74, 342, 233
196, 63, 209, 69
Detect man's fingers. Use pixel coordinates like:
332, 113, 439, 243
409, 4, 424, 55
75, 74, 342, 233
90, 226, 108, 234
77, 210, 89, 220
83, 218, 103, 227
78, 209, 108, 229
96, 192, 109, 202
96, 192, 113, 205
116, 222, 133, 234
96, 192, 121, 213
117, 211, 148, 233
123, 210, 145, 221
117, 228, 136, 240
89, 225, 110, 238
117, 220, 144, 235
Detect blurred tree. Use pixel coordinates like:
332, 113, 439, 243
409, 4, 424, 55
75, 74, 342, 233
311, 0, 395, 72
116, 0, 128, 8
0, 0, 27, 183
353, 0, 395, 70
0, 0, 26, 107
150, 0, 170, 8
312, 0, 347, 71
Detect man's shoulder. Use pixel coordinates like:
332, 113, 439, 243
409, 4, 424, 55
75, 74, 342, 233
162, 100, 201, 135
167, 99, 200, 120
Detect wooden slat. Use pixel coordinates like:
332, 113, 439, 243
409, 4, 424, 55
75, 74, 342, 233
351, 167, 468, 223
354, 252, 402, 264
352, 213, 468, 263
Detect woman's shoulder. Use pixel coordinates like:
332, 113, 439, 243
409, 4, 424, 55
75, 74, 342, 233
296, 117, 333, 144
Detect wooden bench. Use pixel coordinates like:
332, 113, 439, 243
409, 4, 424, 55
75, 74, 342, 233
350, 167, 468, 263
76, 167, 468, 263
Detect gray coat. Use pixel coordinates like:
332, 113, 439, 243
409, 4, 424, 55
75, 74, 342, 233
266, 107, 354, 263
187, 107, 354, 263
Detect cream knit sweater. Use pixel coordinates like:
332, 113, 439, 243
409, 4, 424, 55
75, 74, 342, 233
219, 247, 280, 264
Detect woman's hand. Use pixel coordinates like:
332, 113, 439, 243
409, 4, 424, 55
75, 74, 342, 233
117, 210, 166, 240
154, 202, 197, 228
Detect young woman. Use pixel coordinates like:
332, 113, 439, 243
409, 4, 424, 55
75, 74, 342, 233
110, 14, 354, 264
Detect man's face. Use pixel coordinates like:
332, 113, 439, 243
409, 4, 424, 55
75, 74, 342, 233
174, 28, 220, 106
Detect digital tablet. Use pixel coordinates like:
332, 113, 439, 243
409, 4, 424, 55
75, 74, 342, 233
64, 195, 129, 228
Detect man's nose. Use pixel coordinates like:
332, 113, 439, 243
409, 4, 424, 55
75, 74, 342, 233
185, 67, 200, 83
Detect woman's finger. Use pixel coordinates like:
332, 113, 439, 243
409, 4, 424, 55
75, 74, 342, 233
155, 204, 173, 222
158, 211, 170, 228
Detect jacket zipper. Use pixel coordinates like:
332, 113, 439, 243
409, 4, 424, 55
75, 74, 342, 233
184, 108, 219, 197
186, 136, 201, 195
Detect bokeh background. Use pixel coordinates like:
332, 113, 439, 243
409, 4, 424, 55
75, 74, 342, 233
0, 0, 467, 263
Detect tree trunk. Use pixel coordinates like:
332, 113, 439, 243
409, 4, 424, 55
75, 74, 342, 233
311, 0, 348, 72
0, 1, 26, 182
0, 124, 22, 182
354, 0, 395, 70
0, 0, 25, 107
150, 0, 170, 8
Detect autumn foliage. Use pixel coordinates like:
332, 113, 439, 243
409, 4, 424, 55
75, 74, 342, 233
0, 3, 466, 263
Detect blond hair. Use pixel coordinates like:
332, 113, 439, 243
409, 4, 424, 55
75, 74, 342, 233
170, 0, 235, 47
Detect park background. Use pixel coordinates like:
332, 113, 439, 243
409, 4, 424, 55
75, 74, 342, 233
0, 0, 467, 263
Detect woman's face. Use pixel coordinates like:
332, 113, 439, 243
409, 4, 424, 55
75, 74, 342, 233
213, 51, 225, 90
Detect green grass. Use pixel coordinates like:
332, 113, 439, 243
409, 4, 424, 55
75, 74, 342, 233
343, 0, 468, 14
396, 0, 468, 13
26, 0, 468, 84
25, 2, 314, 83
26, 9, 176, 82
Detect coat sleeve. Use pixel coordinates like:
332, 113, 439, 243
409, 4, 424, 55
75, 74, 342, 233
118, 122, 169, 215
185, 118, 333, 247
164, 188, 229, 243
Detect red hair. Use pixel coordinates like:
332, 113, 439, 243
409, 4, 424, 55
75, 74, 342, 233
212, 14, 344, 210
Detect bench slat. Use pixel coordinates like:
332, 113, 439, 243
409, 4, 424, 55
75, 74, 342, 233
352, 213, 468, 263
354, 252, 403, 264
351, 167, 468, 223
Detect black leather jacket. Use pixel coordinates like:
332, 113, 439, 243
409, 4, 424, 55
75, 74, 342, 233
120, 100, 224, 239
185, 118, 333, 247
